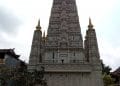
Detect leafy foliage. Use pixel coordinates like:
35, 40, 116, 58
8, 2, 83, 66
103, 73, 114, 86
101, 61, 115, 86
102, 62, 112, 75
0, 66, 47, 86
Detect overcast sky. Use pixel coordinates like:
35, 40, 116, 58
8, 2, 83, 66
0, 0, 120, 71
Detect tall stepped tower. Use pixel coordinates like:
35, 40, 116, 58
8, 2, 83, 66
28, 0, 104, 86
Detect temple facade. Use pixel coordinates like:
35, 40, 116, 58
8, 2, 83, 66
28, 0, 104, 86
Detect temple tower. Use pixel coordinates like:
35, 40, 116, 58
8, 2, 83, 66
28, 20, 43, 69
84, 18, 103, 86
45, 0, 84, 64
28, 0, 104, 86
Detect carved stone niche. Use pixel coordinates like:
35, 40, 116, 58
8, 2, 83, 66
61, 1, 67, 10
59, 42, 68, 48
61, 21, 68, 29
60, 11, 68, 20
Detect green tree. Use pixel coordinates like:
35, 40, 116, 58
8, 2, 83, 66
0, 65, 47, 86
102, 62, 111, 74
101, 61, 115, 86
103, 73, 114, 86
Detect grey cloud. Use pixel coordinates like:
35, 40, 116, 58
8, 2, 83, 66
0, 35, 11, 48
0, 7, 22, 34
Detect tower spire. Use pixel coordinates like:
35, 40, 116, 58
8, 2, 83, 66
43, 30, 46, 44
88, 17, 93, 29
43, 30, 45, 38
47, 0, 83, 48
36, 19, 41, 30
38, 19, 40, 27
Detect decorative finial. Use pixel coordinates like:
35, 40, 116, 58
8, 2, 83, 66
88, 17, 93, 29
43, 30, 46, 42
89, 17, 92, 25
36, 19, 41, 30
38, 19, 40, 27
43, 31, 45, 37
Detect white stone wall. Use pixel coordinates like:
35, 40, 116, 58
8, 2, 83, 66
45, 72, 91, 86
44, 49, 85, 64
